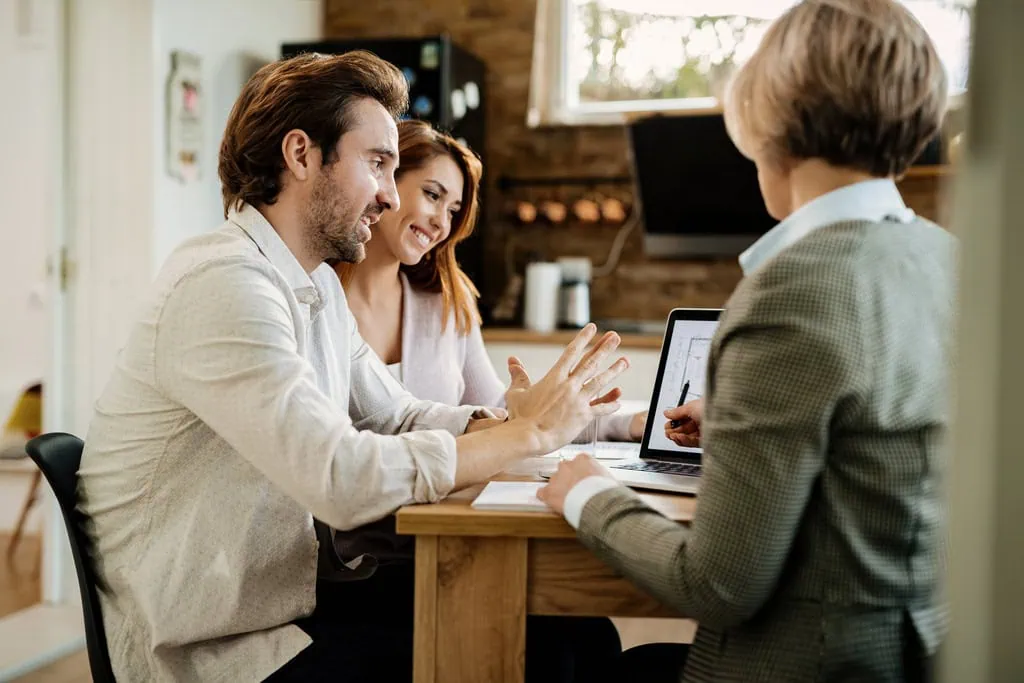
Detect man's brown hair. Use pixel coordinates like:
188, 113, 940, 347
218, 51, 409, 216
724, 0, 948, 177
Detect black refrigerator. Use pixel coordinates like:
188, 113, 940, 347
282, 36, 489, 310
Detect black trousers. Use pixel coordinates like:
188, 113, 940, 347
265, 565, 622, 683
616, 643, 690, 683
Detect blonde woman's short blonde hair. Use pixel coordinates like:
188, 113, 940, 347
723, 0, 949, 177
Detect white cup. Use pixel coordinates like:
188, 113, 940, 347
523, 262, 562, 333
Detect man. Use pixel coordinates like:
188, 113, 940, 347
78, 51, 627, 682
540, 1, 954, 681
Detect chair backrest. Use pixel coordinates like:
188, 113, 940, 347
25, 433, 116, 683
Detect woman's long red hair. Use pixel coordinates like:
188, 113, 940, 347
337, 119, 482, 334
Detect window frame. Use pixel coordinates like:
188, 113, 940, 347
527, 0, 970, 128
527, 0, 747, 127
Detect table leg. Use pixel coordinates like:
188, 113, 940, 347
414, 534, 528, 683
413, 535, 439, 683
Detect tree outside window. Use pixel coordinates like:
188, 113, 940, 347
569, 0, 972, 109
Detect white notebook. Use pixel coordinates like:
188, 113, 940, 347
471, 481, 551, 513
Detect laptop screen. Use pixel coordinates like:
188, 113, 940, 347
640, 309, 721, 462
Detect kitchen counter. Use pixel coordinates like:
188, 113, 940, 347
481, 327, 663, 401
481, 327, 663, 350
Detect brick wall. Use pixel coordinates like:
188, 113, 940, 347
325, 0, 950, 322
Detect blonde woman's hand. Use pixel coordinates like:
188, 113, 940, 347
664, 398, 704, 447
537, 454, 615, 516
628, 411, 648, 440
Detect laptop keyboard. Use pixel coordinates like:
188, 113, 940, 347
612, 461, 702, 477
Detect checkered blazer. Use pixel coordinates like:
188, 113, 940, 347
577, 218, 957, 682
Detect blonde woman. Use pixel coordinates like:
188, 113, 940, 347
539, 1, 955, 681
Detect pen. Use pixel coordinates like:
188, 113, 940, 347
669, 380, 690, 428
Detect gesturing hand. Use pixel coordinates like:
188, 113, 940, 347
503, 324, 629, 454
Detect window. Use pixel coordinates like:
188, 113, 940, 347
527, 0, 973, 126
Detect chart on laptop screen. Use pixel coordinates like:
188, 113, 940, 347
647, 318, 719, 454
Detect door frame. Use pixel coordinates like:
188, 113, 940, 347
41, 0, 73, 607
0, 0, 157, 677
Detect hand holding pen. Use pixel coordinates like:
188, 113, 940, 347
664, 396, 704, 448
670, 380, 690, 428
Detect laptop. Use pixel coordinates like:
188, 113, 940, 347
607, 308, 721, 494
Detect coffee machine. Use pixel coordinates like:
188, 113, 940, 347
557, 257, 591, 329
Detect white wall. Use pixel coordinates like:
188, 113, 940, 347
0, 0, 62, 420
67, 0, 158, 435
0, 0, 322, 432
63, 0, 322, 434
151, 0, 322, 268
0, 2, 326, 672
484, 342, 661, 404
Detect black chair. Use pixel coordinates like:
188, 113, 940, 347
26, 432, 116, 683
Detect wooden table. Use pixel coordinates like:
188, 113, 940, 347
396, 472, 696, 683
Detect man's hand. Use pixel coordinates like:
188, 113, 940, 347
664, 398, 704, 447
537, 454, 616, 516
502, 324, 630, 454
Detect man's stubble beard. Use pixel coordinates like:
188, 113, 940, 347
304, 166, 366, 265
